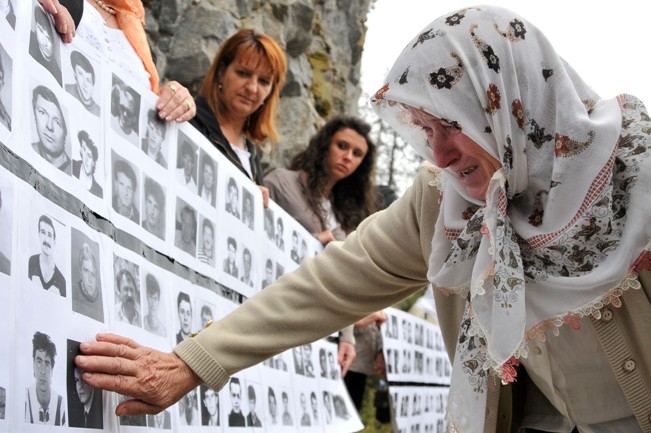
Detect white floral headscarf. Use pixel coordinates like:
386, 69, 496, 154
372, 5, 651, 432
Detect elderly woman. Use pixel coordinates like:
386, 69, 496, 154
76, 6, 651, 433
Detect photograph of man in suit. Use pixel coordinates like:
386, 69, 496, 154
112, 158, 139, 223
225, 177, 240, 219
176, 291, 192, 344
197, 218, 215, 267
240, 248, 254, 288
28, 214, 66, 297
65, 51, 99, 116
114, 268, 141, 326
143, 273, 166, 337
223, 237, 239, 278
71, 241, 103, 322
29, 6, 61, 85
261, 259, 273, 289
198, 153, 216, 206
67, 340, 102, 429
267, 387, 277, 425
176, 140, 197, 193
72, 131, 102, 197
246, 385, 262, 427
200, 384, 219, 426
174, 205, 196, 257
228, 377, 245, 427
281, 391, 293, 426
25, 331, 66, 425
142, 177, 165, 239
141, 109, 167, 167
32, 85, 70, 174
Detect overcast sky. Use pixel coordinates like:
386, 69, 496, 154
361, 1, 650, 107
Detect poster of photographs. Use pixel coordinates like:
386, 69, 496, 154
392, 386, 448, 433
0, 1, 365, 432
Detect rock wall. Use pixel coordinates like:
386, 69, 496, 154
144, 0, 375, 170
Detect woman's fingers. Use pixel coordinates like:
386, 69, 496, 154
156, 81, 196, 123
37, 0, 75, 42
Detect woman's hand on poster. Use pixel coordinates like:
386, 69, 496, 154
258, 185, 270, 208
157, 81, 196, 123
75, 333, 202, 416
38, 0, 75, 42
337, 340, 356, 378
315, 230, 337, 246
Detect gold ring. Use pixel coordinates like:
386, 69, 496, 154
183, 99, 193, 110
168, 84, 178, 93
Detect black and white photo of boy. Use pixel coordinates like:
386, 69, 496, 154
27, 214, 66, 297
110, 74, 140, 145
29, 5, 61, 85
65, 50, 99, 116
31, 85, 71, 174
71, 229, 103, 322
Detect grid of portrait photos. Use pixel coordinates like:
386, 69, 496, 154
381, 308, 451, 432
0, 1, 362, 432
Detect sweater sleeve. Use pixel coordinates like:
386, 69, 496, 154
175, 164, 443, 392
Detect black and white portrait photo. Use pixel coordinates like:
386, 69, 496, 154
197, 217, 215, 267
322, 390, 333, 425
261, 258, 274, 289
176, 133, 197, 193
111, 153, 140, 223
225, 177, 240, 219
31, 85, 71, 174
275, 216, 285, 251
147, 409, 171, 429
290, 230, 300, 264
143, 273, 167, 337
25, 331, 66, 425
141, 176, 165, 240
65, 50, 100, 116
223, 236, 238, 278
29, 5, 62, 85
0, 44, 12, 132
241, 188, 254, 230
198, 151, 216, 206
28, 214, 66, 297
113, 256, 141, 327
110, 74, 140, 145
227, 377, 245, 427
266, 387, 278, 425
175, 199, 197, 257
141, 108, 167, 168
1, 0, 15, 30
72, 130, 103, 198
281, 390, 294, 426
71, 229, 103, 322
0, 184, 11, 276
200, 384, 219, 426
240, 247, 254, 288
263, 208, 274, 242
175, 291, 192, 344
179, 387, 199, 426
197, 302, 214, 329
245, 383, 262, 427
66, 340, 102, 429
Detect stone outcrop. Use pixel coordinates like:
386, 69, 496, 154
144, 0, 375, 170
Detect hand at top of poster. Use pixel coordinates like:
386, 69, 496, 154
37, 0, 75, 43
76, 333, 202, 415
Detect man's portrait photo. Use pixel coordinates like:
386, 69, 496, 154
147, 409, 171, 429
263, 208, 274, 241
200, 384, 219, 426
175, 291, 192, 344
261, 259, 274, 289
113, 257, 141, 327
179, 387, 199, 426
25, 331, 66, 425
198, 303, 213, 329
66, 340, 102, 429
0, 187, 11, 276
198, 151, 216, 206
1, 0, 15, 29
241, 188, 254, 230
28, 214, 66, 297
281, 390, 293, 426
143, 273, 166, 337
246, 384, 262, 427
275, 217, 285, 251
225, 177, 240, 219
72, 130, 103, 198
65, 50, 99, 116
290, 230, 300, 264
110, 74, 140, 145
292, 346, 304, 376
197, 217, 215, 267
323, 391, 333, 424
299, 392, 310, 426
223, 236, 238, 278
141, 108, 167, 168
31, 85, 71, 174
176, 135, 197, 193
240, 247, 254, 288
0, 46, 12, 131
174, 201, 196, 257
71, 229, 103, 323
29, 6, 62, 85
141, 177, 165, 240
228, 377, 245, 427
267, 387, 278, 425
111, 154, 139, 223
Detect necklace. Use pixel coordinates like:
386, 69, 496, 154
92, 0, 116, 15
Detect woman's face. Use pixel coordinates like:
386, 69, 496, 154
219, 55, 273, 121
409, 108, 501, 201
325, 127, 368, 184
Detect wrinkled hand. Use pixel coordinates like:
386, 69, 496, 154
315, 230, 337, 246
258, 185, 270, 208
75, 333, 202, 416
337, 340, 356, 379
355, 310, 387, 328
157, 81, 196, 123
37, 0, 75, 42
